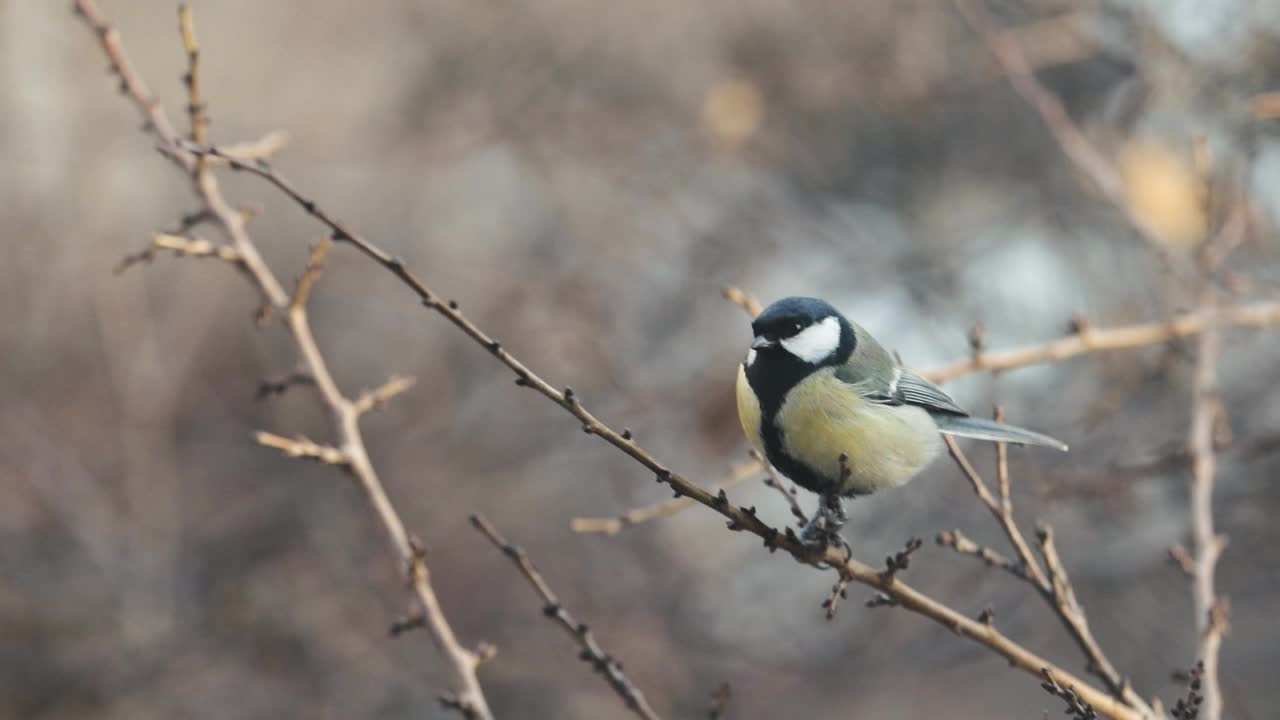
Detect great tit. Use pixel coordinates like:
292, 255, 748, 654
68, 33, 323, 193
735, 296, 1067, 544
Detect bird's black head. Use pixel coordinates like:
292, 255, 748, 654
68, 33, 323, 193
747, 296, 853, 368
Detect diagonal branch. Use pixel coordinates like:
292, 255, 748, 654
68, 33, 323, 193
114, 233, 246, 275
75, 0, 287, 314
183, 141, 1158, 720
471, 515, 662, 720
571, 458, 760, 535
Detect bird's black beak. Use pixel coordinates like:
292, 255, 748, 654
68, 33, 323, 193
751, 335, 775, 350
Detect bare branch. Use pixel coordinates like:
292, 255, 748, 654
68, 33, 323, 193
1182, 206, 1248, 720
944, 437, 1150, 715
471, 515, 662, 720
114, 233, 245, 275
1042, 667, 1100, 720
955, 0, 1124, 203
571, 458, 760, 535
707, 681, 732, 720
75, 5, 493, 715
821, 576, 851, 620
207, 130, 290, 166
920, 301, 1280, 384
255, 431, 348, 466
721, 286, 764, 318
176, 135, 1162, 720
754, 449, 809, 526
353, 376, 418, 416
256, 367, 315, 399
936, 529, 1021, 579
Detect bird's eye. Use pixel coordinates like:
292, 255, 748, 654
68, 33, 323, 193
792, 322, 803, 333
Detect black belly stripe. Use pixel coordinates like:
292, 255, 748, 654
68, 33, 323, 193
745, 357, 838, 496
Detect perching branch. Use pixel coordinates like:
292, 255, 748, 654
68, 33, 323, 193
79, 5, 1192, 716
173, 140, 1163, 720
471, 515, 661, 720
73, 4, 493, 716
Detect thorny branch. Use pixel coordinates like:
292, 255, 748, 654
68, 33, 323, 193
471, 515, 661, 720
73, 3, 493, 717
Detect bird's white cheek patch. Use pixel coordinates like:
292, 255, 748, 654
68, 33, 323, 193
781, 316, 840, 363
744, 348, 758, 367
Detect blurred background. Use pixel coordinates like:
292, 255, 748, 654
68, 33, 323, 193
5, 0, 1280, 717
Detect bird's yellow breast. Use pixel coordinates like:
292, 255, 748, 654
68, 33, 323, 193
773, 369, 942, 494
735, 363, 765, 455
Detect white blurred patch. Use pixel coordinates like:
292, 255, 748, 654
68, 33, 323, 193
744, 348, 757, 367
781, 316, 840, 364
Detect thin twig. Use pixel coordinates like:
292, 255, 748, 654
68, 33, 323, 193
186, 143, 1159, 720
256, 367, 315, 399
721, 286, 763, 318
74, 5, 493, 716
256, 431, 347, 466
353, 376, 418, 415
471, 515, 662, 720
944, 437, 1150, 715
1184, 208, 1246, 720
754, 449, 809, 526
707, 681, 732, 720
113, 233, 245, 275
954, 0, 1123, 203
821, 576, 851, 620
75, 0, 286, 314
921, 302, 1280, 383
1042, 667, 1101, 720
571, 458, 760, 535
936, 529, 1021, 578
721, 286, 1280, 385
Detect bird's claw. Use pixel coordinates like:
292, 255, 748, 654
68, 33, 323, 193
800, 496, 853, 565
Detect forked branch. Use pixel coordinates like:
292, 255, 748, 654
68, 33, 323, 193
73, 3, 493, 716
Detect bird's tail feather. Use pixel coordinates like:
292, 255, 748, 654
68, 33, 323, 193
934, 415, 1068, 452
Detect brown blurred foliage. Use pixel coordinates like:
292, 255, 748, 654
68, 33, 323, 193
5, 0, 1280, 717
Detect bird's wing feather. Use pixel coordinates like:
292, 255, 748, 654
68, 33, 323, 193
835, 363, 967, 416
893, 369, 967, 416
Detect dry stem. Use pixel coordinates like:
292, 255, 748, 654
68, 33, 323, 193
184, 144, 1162, 720
571, 458, 760, 535
471, 515, 661, 720
720, 286, 1280, 385
74, 4, 492, 716
1182, 207, 1247, 720
943, 436, 1152, 715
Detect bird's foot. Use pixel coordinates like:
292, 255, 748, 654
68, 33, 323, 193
800, 495, 852, 564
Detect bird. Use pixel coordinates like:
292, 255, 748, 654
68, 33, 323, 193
735, 296, 1067, 547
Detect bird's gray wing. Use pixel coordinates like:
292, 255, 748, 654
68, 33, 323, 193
835, 363, 968, 417
893, 369, 968, 416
